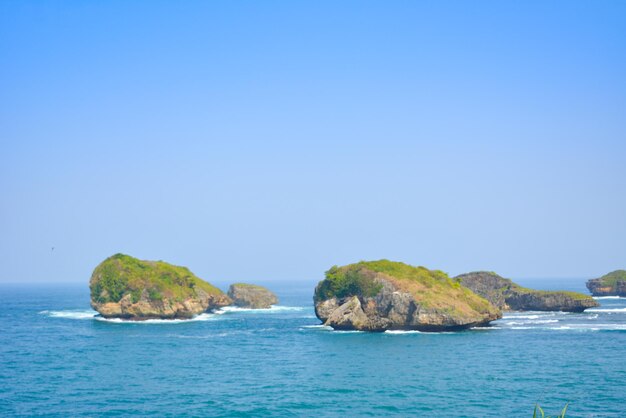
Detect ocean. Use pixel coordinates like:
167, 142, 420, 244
0, 278, 624, 417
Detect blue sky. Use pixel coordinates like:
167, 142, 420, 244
1, 1, 625, 284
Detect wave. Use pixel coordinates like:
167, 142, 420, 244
502, 311, 572, 320
41, 310, 98, 320
41, 309, 220, 323
510, 323, 626, 331
553, 324, 626, 331
586, 308, 626, 313
593, 296, 623, 300
300, 325, 332, 331
42, 305, 307, 323
215, 305, 305, 314
299, 326, 364, 333
503, 315, 540, 320
504, 319, 559, 325
95, 313, 221, 324
385, 330, 422, 335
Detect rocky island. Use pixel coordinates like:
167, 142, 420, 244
456, 271, 598, 312
314, 260, 501, 332
586, 270, 626, 297
90, 253, 231, 320
227, 283, 278, 309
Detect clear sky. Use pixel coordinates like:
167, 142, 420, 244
1, 1, 625, 284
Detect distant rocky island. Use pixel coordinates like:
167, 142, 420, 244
90, 254, 603, 327
314, 260, 501, 332
90, 254, 232, 319
586, 270, 626, 296
455, 271, 598, 312
228, 283, 278, 308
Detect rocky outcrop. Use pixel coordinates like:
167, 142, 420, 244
90, 254, 231, 320
314, 260, 501, 332
586, 270, 626, 296
456, 271, 598, 313
227, 283, 278, 309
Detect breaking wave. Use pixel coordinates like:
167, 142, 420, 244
300, 325, 333, 331
41, 310, 220, 323
504, 319, 559, 325
40, 310, 97, 320
586, 308, 626, 313
215, 306, 305, 314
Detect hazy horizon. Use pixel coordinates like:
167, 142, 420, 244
2, 1, 625, 284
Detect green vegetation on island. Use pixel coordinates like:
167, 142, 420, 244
317, 260, 492, 310
230, 283, 267, 290
455, 271, 598, 312
91, 253, 222, 304
314, 260, 501, 332
90, 253, 230, 319
227, 283, 279, 309
586, 270, 626, 296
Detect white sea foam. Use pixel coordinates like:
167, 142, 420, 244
300, 325, 333, 331
95, 313, 220, 324
42, 310, 97, 320
471, 326, 501, 330
593, 296, 623, 300
42, 309, 220, 323
510, 323, 626, 332
586, 308, 626, 313
502, 311, 574, 321
551, 325, 624, 331
505, 319, 559, 325
215, 305, 305, 314
502, 314, 541, 320
385, 330, 421, 334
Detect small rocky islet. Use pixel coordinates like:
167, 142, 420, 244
455, 271, 598, 313
227, 283, 279, 309
89, 254, 278, 320
586, 270, 626, 297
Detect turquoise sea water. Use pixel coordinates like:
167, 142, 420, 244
1, 279, 625, 417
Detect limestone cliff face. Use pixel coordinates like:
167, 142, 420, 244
314, 261, 501, 332
456, 271, 598, 313
227, 284, 278, 309
586, 270, 626, 297
90, 254, 231, 320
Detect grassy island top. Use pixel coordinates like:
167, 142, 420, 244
316, 259, 496, 313
512, 284, 593, 301
473, 271, 593, 301
90, 253, 223, 304
595, 270, 626, 285
230, 283, 268, 290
